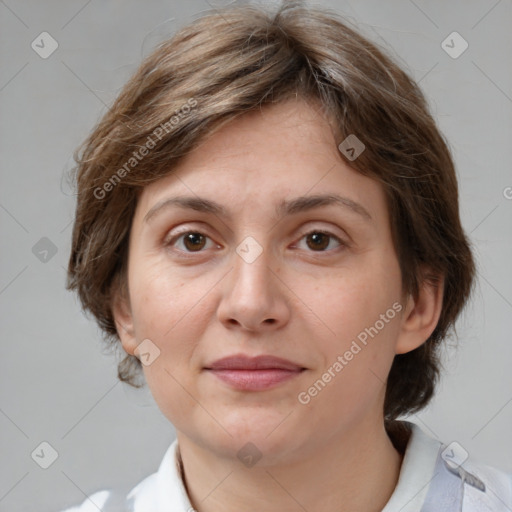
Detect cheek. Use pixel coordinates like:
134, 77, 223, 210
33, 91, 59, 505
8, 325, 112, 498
300, 312, 401, 428
305, 259, 403, 387
311, 266, 401, 336
128, 265, 204, 392
142, 362, 201, 436
129, 258, 191, 334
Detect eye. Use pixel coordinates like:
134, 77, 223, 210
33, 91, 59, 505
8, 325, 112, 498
294, 230, 345, 252
166, 230, 217, 253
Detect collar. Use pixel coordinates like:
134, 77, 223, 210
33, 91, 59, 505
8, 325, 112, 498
382, 421, 443, 511
126, 438, 192, 511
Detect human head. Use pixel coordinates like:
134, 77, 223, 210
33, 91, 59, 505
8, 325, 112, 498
67, 1, 475, 425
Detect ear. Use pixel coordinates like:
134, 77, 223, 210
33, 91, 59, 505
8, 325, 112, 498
111, 285, 138, 357
395, 270, 444, 355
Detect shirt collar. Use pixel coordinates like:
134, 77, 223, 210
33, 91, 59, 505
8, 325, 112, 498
127, 438, 192, 511
382, 421, 442, 512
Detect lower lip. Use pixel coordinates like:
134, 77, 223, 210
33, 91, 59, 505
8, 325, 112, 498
207, 369, 303, 391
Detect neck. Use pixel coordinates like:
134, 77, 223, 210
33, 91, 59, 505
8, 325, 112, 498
176, 417, 404, 512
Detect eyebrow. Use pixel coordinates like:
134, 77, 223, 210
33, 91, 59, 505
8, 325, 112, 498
143, 193, 372, 224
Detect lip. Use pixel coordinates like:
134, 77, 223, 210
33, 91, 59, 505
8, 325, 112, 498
204, 354, 306, 391
206, 354, 304, 371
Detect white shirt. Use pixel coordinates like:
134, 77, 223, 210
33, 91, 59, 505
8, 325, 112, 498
62, 421, 512, 511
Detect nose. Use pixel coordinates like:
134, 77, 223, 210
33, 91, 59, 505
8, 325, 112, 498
216, 245, 291, 333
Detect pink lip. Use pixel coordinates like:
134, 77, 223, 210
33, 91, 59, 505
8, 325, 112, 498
205, 355, 305, 391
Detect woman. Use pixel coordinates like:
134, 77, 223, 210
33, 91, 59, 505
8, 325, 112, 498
63, 2, 511, 510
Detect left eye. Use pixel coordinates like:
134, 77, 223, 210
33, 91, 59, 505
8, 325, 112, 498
294, 230, 344, 252
167, 230, 343, 254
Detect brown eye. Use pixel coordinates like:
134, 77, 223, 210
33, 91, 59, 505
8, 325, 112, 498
296, 230, 345, 253
305, 232, 330, 251
182, 232, 207, 251
166, 230, 215, 254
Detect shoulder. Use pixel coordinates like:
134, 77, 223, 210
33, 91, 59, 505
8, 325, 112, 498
462, 459, 512, 511
58, 475, 159, 512
58, 440, 183, 511
384, 421, 512, 511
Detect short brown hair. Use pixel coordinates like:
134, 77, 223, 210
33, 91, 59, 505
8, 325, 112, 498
67, 1, 475, 421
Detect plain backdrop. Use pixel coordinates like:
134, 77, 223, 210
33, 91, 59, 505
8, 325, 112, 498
0, 0, 511, 510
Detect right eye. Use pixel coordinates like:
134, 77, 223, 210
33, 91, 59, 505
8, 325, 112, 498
165, 230, 219, 255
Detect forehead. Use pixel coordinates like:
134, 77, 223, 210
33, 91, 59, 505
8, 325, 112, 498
135, 99, 388, 225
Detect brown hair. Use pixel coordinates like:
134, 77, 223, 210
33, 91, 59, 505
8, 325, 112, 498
67, 1, 475, 421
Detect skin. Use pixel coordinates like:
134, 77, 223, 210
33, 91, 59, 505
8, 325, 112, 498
113, 98, 444, 512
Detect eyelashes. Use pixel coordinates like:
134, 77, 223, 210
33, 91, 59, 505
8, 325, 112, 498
164, 228, 348, 257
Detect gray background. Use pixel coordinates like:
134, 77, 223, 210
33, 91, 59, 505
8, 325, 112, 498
0, 0, 511, 510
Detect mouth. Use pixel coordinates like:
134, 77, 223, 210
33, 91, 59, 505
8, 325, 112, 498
204, 354, 306, 391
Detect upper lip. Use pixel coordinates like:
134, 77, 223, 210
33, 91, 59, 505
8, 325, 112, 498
205, 354, 305, 371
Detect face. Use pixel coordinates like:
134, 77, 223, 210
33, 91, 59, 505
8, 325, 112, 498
116, 99, 421, 465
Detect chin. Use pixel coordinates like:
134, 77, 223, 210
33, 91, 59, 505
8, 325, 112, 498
203, 409, 310, 463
